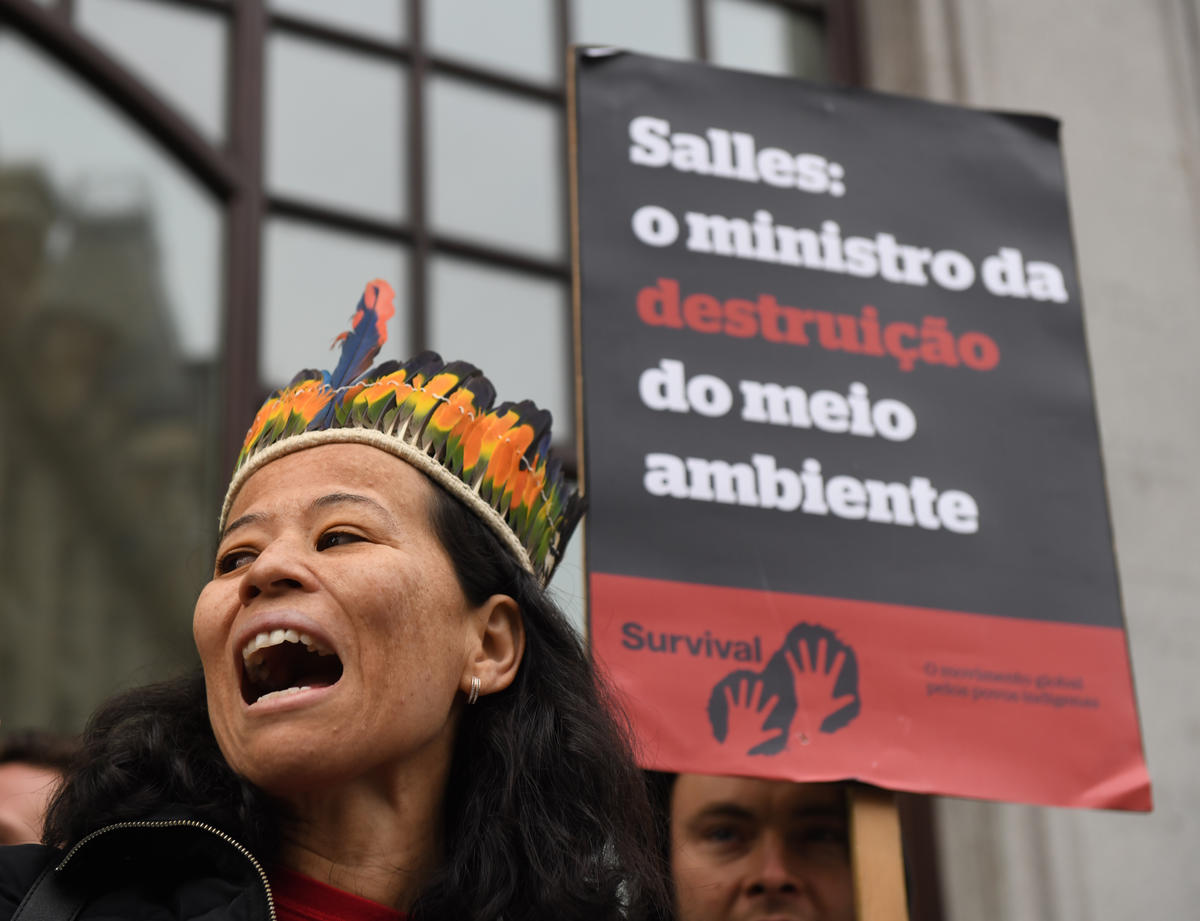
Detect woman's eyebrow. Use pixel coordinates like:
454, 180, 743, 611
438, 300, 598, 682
221, 511, 267, 541
221, 494, 395, 540
311, 492, 398, 525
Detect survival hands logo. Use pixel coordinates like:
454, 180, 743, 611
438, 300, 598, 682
708, 623, 860, 755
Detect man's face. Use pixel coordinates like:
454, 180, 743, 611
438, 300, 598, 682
0, 762, 60, 845
670, 774, 855, 921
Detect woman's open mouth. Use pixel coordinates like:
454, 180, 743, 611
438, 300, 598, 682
240, 629, 344, 705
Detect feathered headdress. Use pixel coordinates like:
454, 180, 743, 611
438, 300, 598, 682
220, 279, 583, 585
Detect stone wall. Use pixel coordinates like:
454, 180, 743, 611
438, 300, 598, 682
860, 1, 1200, 917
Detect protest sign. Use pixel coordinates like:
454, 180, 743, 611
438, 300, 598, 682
569, 47, 1151, 810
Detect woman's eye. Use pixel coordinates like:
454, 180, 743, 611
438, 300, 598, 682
216, 549, 256, 574
317, 530, 365, 551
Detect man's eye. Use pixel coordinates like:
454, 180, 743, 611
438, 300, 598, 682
700, 824, 745, 846
793, 824, 849, 851
216, 549, 256, 574
317, 530, 365, 551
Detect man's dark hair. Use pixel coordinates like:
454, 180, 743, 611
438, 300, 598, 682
644, 770, 678, 921
0, 729, 78, 773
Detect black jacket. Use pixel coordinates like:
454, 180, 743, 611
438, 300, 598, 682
0, 818, 273, 921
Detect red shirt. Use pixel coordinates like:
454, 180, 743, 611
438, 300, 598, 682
271, 867, 407, 921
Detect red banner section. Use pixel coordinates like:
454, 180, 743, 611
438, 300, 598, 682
591, 572, 1151, 811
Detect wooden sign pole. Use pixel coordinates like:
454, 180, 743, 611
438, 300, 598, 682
850, 786, 910, 921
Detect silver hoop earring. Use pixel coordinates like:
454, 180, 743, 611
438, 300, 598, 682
467, 675, 481, 706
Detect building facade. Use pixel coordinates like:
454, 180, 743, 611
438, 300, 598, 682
0, 0, 1196, 917
861, 1, 1200, 918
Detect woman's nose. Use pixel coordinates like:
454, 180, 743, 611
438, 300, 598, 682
237, 541, 308, 604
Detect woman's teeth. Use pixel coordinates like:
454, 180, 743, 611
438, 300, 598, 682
255, 686, 312, 703
241, 628, 334, 663
240, 627, 342, 703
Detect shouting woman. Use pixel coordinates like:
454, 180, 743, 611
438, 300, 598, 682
0, 280, 664, 921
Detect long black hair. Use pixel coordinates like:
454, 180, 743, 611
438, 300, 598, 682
41, 671, 276, 859
413, 486, 668, 920
43, 478, 668, 920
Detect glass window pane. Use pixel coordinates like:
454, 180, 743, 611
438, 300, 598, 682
267, 34, 406, 222
428, 256, 570, 440
428, 0, 556, 84
548, 520, 586, 635
571, 0, 693, 59
262, 219, 411, 389
270, 0, 406, 43
77, 0, 228, 142
0, 29, 223, 729
429, 77, 562, 260
710, 0, 827, 80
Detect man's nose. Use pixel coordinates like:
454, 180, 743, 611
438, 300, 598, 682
744, 833, 801, 897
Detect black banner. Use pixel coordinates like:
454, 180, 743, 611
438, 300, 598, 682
576, 49, 1119, 627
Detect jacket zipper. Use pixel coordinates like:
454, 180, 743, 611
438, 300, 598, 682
56, 819, 277, 921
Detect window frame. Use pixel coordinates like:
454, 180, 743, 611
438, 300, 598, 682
0, 11, 950, 921
0, 0, 861, 473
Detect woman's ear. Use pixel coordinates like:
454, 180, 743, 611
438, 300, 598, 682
462, 594, 524, 699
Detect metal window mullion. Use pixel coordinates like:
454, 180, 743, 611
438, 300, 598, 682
268, 195, 416, 245
155, 0, 229, 14
267, 195, 569, 282
557, 0, 570, 75
432, 54, 561, 103
408, 0, 429, 349
693, 0, 709, 60
433, 235, 568, 283
0, 0, 239, 196
555, 0, 575, 429
771, 0, 827, 15
827, 0, 862, 85
270, 11, 409, 62
221, 0, 267, 474
269, 11, 562, 103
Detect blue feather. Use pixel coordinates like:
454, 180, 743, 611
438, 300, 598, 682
306, 279, 396, 431
328, 279, 396, 388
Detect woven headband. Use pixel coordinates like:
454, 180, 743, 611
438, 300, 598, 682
220, 279, 583, 585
